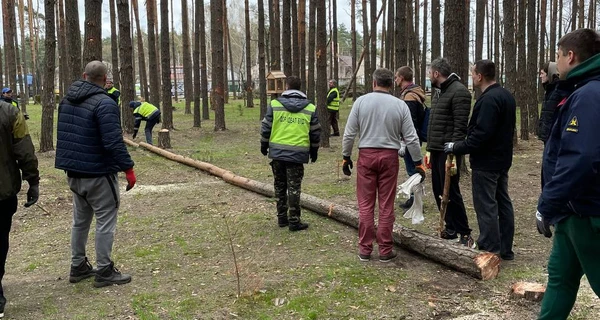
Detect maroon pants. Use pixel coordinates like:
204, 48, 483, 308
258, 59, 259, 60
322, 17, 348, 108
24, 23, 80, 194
357, 148, 399, 256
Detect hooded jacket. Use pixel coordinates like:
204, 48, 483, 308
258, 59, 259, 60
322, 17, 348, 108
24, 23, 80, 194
261, 90, 321, 164
538, 53, 600, 224
55, 80, 134, 176
538, 63, 565, 142
426, 74, 472, 152
0, 100, 39, 200
400, 83, 426, 140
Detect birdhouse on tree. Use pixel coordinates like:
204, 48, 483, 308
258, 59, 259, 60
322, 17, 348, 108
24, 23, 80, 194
266, 71, 287, 96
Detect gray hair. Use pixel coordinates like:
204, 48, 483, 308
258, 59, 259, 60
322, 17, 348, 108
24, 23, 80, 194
372, 68, 394, 88
328, 79, 337, 86
84, 60, 108, 83
430, 58, 452, 77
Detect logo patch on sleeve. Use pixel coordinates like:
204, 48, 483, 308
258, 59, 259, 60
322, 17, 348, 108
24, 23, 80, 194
566, 116, 579, 133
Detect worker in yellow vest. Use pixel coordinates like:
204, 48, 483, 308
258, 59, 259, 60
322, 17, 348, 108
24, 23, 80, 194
1, 88, 28, 120
105, 80, 121, 106
261, 76, 321, 231
326, 80, 340, 136
129, 101, 161, 145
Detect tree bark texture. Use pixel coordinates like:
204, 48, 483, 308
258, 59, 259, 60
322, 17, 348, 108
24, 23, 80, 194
292, 0, 300, 77
385, 0, 394, 69
126, 139, 502, 281
362, 0, 371, 93
307, 0, 317, 101
332, 0, 338, 82
270, 0, 281, 70
160, 0, 173, 130
117, 0, 135, 133
170, 0, 179, 104
3, 0, 18, 92
158, 129, 171, 149
110, 0, 120, 90
199, 0, 209, 121
298, 0, 307, 91
475, 0, 486, 98
351, 0, 357, 99
444, 0, 469, 83
258, 0, 268, 120
83, 0, 102, 63
193, 0, 202, 127
370, 0, 377, 72
527, 0, 539, 136
18, 0, 29, 109
244, 0, 254, 108
517, 0, 529, 140
132, 0, 149, 100
316, 0, 329, 147
421, 0, 428, 88
431, 0, 441, 59
395, 0, 407, 71
147, 0, 161, 106
282, 0, 292, 76
211, 0, 226, 131
504, 0, 516, 98
494, 0, 500, 84
40, 0, 56, 152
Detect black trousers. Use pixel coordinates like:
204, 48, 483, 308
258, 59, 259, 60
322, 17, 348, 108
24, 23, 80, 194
328, 110, 339, 135
472, 169, 514, 258
0, 196, 17, 296
271, 160, 305, 223
430, 151, 471, 235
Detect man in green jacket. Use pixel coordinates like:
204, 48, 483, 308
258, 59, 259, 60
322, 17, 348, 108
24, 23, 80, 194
326, 79, 340, 136
427, 58, 474, 247
261, 76, 321, 231
0, 99, 39, 318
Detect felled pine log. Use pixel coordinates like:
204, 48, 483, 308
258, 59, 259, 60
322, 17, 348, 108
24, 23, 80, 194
123, 138, 501, 280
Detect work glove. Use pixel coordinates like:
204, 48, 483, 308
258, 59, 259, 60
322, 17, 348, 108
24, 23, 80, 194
261, 142, 269, 156
424, 152, 431, 169
414, 161, 426, 183
398, 142, 406, 157
443, 142, 455, 154
24, 182, 39, 207
342, 156, 353, 176
132, 130, 138, 140
536, 211, 552, 238
23, 113, 30, 120
125, 168, 137, 191
310, 147, 318, 163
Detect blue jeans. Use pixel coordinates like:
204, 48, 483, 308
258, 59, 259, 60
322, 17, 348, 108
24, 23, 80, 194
403, 151, 417, 177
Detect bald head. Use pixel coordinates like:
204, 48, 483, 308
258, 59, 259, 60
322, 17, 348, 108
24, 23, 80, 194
83, 61, 107, 87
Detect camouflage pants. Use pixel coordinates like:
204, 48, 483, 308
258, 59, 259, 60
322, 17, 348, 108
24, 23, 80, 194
271, 160, 304, 223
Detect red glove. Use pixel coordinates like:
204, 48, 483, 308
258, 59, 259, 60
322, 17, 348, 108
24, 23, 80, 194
125, 168, 136, 191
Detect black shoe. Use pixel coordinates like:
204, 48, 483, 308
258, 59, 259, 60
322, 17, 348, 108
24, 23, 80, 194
0, 294, 6, 319
93, 261, 132, 288
331, 133, 340, 137
69, 257, 95, 283
501, 253, 515, 261
379, 251, 398, 262
277, 215, 289, 227
289, 221, 309, 232
440, 229, 458, 240
358, 254, 371, 262
399, 197, 414, 209
459, 234, 476, 249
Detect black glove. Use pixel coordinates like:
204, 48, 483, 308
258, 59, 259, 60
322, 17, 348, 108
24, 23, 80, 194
342, 156, 353, 176
443, 142, 455, 154
261, 142, 269, 156
132, 129, 138, 140
24, 183, 39, 207
536, 211, 552, 238
23, 113, 30, 120
310, 147, 318, 163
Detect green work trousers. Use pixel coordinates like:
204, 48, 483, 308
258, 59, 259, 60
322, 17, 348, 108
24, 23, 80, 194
538, 215, 600, 320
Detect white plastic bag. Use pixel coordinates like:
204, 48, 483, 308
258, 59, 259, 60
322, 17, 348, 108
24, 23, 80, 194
397, 173, 425, 224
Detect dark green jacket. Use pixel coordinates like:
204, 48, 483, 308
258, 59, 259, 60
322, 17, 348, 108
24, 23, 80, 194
0, 100, 39, 200
426, 74, 472, 151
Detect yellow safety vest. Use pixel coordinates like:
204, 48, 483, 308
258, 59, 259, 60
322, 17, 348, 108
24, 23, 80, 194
327, 87, 340, 111
107, 87, 121, 105
133, 102, 158, 118
269, 100, 315, 150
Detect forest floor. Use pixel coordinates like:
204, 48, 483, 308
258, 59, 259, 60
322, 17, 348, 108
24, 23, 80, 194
3, 98, 599, 319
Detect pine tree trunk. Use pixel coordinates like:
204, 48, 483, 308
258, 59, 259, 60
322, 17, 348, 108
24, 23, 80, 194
413, 0, 420, 85
40, 0, 56, 152
351, 0, 357, 99
421, 0, 428, 88
475, 0, 486, 98
307, 0, 317, 101
3, 0, 18, 92
226, 15, 235, 102
211, 0, 226, 131
27, 0, 38, 96
160, 0, 173, 130
431, 0, 441, 59
147, 0, 161, 106
258, 0, 268, 120
244, 0, 254, 108
578, 0, 584, 28
549, 0, 557, 59
558, 0, 562, 40
362, 0, 371, 93
332, 0, 338, 82
171, 0, 179, 103
316, 0, 329, 147
199, 0, 209, 120
193, 0, 202, 127
444, 0, 469, 83
282, 0, 292, 75
395, 0, 407, 68
83, 0, 102, 63
385, 0, 394, 69
117, 0, 135, 133
517, 0, 529, 140
132, 0, 149, 100
528, 0, 539, 136
494, 0, 501, 84
571, 0, 577, 31
298, 0, 307, 91
18, 0, 28, 110
504, 0, 516, 96
270, 0, 281, 71
223, 1, 230, 102
539, 0, 547, 96
110, 0, 120, 90
292, 0, 300, 77
370, 0, 377, 73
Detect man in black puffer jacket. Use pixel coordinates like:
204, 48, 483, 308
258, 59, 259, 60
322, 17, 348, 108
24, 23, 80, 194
538, 62, 565, 144
56, 61, 135, 288
427, 58, 474, 247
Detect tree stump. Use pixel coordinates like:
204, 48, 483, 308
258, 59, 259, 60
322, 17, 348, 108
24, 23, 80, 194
158, 129, 171, 149
510, 282, 546, 302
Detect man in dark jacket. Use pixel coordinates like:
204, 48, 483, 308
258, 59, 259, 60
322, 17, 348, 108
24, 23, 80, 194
427, 58, 474, 247
537, 62, 560, 144
1, 88, 28, 120
395, 66, 427, 209
129, 100, 161, 144
444, 60, 516, 260
261, 76, 321, 231
56, 61, 136, 288
326, 79, 340, 136
105, 79, 121, 106
0, 99, 39, 318
535, 29, 600, 320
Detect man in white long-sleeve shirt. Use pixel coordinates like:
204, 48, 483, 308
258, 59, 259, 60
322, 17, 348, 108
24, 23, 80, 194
342, 68, 426, 262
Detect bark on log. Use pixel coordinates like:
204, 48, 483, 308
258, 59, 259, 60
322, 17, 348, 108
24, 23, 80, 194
158, 129, 171, 149
123, 138, 501, 280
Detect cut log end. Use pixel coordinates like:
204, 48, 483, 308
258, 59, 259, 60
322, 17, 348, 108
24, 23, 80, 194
474, 252, 501, 280
158, 129, 171, 149
510, 282, 546, 302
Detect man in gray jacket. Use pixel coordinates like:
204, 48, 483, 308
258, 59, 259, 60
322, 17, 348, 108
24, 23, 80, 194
342, 68, 426, 262
427, 58, 474, 247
